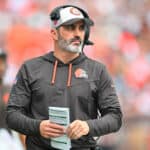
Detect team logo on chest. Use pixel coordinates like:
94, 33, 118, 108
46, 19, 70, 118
75, 68, 88, 79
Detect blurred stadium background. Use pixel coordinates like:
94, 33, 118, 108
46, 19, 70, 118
0, 0, 150, 150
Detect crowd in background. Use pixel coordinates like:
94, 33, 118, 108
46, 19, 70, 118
0, 0, 150, 149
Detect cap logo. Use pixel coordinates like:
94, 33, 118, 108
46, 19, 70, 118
70, 7, 82, 16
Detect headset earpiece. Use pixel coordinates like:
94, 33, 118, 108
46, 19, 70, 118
50, 6, 63, 21
50, 11, 60, 21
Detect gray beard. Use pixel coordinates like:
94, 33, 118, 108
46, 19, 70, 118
57, 34, 83, 53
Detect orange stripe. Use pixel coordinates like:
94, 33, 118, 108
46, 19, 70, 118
51, 60, 58, 85
67, 63, 72, 87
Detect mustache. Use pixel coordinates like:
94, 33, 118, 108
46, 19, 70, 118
69, 37, 82, 43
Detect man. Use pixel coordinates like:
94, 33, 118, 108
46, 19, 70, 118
0, 49, 25, 150
6, 5, 122, 150
0, 49, 10, 132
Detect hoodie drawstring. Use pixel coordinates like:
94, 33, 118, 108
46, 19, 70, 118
51, 60, 72, 87
67, 63, 72, 87
51, 60, 58, 85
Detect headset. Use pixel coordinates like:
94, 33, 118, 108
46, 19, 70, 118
49, 5, 94, 46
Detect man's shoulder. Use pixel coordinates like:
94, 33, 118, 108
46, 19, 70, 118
24, 55, 44, 65
23, 52, 50, 67
16, 53, 51, 74
85, 56, 105, 68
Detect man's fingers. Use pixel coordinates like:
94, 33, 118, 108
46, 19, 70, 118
67, 124, 80, 138
40, 120, 89, 139
40, 120, 66, 138
49, 122, 65, 132
67, 120, 78, 133
44, 126, 65, 134
66, 120, 90, 139
66, 120, 80, 138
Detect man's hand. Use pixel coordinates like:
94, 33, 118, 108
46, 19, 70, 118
39, 120, 65, 138
66, 120, 89, 139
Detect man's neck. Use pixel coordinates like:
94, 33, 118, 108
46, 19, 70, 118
53, 50, 79, 64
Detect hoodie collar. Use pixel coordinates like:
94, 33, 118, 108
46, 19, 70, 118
42, 51, 87, 87
42, 51, 86, 66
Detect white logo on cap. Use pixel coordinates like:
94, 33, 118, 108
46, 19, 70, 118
50, 7, 84, 28
70, 7, 81, 16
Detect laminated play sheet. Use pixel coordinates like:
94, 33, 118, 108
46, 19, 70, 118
49, 107, 71, 150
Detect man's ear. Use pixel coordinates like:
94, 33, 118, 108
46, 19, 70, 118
50, 29, 58, 40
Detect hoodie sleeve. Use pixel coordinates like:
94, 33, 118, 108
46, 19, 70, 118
6, 64, 41, 136
86, 65, 122, 137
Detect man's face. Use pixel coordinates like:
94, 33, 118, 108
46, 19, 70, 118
0, 58, 7, 80
56, 20, 85, 53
